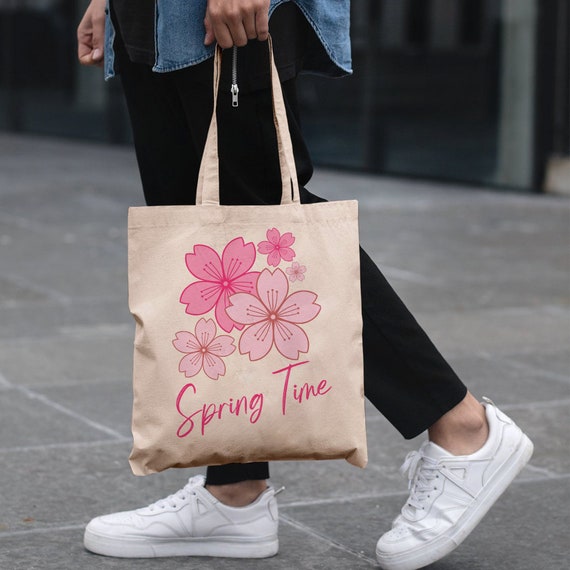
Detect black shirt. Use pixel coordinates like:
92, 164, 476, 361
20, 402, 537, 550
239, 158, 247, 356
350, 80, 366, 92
111, 0, 155, 66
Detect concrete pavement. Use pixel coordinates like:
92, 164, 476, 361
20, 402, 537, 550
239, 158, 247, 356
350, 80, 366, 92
0, 133, 569, 569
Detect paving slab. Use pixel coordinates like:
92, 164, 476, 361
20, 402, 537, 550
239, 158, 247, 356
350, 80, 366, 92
0, 524, 378, 570
0, 298, 131, 340
445, 353, 570, 404
0, 328, 133, 386
0, 387, 120, 449
414, 305, 570, 359
0, 220, 126, 301
34, 380, 134, 438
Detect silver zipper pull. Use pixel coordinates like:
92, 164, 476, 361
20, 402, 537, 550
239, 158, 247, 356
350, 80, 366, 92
231, 83, 239, 107
231, 45, 239, 107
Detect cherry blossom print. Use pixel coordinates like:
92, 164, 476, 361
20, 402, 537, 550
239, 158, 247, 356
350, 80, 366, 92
257, 228, 296, 267
179, 237, 260, 332
173, 318, 236, 380
226, 268, 321, 361
286, 261, 306, 282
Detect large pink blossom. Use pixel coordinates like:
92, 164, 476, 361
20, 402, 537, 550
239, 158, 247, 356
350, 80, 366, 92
226, 268, 320, 361
257, 228, 295, 267
179, 237, 259, 332
172, 318, 235, 380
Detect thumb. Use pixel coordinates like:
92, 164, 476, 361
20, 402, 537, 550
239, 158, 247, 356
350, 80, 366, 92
203, 16, 215, 46
91, 46, 103, 63
91, 13, 105, 62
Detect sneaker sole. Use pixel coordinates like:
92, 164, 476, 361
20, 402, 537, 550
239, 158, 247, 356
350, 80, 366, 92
84, 531, 279, 559
376, 432, 534, 570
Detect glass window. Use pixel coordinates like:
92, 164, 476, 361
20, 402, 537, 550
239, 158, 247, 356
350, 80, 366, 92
0, 0, 128, 141
1, 0, 566, 192
298, 0, 543, 191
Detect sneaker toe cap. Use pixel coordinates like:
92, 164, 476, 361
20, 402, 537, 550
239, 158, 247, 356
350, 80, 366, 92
376, 525, 416, 556
86, 511, 143, 536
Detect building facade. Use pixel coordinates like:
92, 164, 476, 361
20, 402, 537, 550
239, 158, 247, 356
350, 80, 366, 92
0, 0, 568, 192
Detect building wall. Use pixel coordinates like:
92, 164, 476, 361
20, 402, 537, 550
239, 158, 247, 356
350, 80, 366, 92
0, 0, 567, 191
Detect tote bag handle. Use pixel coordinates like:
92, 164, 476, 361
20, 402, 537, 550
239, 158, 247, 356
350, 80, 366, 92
196, 36, 301, 206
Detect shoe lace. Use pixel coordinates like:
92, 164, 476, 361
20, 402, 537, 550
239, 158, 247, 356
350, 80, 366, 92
400, 447, 440, 514
146, 475, 204, 512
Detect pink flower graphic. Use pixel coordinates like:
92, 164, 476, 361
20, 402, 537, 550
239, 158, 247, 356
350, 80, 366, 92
226, 268, 321, 361
257, 228, 295, 267
286, 261, 306, 282
173, 318, 236, 380
179, 237, 260, 332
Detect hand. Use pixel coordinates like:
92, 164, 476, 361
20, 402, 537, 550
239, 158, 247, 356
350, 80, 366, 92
77, 0, 107, 66
204, 0, 270, 48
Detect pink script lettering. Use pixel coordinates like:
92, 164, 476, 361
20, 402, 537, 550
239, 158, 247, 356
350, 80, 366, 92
176, 383, 264, 438
272, 361, 332, 415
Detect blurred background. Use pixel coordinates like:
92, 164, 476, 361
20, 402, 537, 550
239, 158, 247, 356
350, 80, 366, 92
0, 0, 568, 192
0, 4, 569, 567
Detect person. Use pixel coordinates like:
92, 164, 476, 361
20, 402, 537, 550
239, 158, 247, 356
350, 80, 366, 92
77, 1, 534, 568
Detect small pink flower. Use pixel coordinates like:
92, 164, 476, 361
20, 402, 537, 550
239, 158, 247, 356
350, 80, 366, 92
179, 237, 259, 333
226, 268, 320, 361
173, 318, 236, 380
257, 228, 295, 267
286, 262, 306, 282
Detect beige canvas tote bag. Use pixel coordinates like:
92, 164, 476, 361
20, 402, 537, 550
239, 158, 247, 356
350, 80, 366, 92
127, 40, 367, 474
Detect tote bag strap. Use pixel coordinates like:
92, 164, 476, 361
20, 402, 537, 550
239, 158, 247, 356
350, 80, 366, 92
196, 36, 301, 206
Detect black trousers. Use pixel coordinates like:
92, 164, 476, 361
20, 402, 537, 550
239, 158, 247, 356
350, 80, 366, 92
114, 40, 467, 485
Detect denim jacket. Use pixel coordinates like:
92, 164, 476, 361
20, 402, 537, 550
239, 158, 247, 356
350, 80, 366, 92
105, 0, 351, 80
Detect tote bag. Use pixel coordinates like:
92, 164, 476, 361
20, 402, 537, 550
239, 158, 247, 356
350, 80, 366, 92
127, 41, 367, 475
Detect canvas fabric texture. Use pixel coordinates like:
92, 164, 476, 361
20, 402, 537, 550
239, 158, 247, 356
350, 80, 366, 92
127, 41, 367, 474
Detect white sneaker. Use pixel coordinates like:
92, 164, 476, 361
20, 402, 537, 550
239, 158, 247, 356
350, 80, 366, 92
376, 398, 533, 570
84, 475, 279, 558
